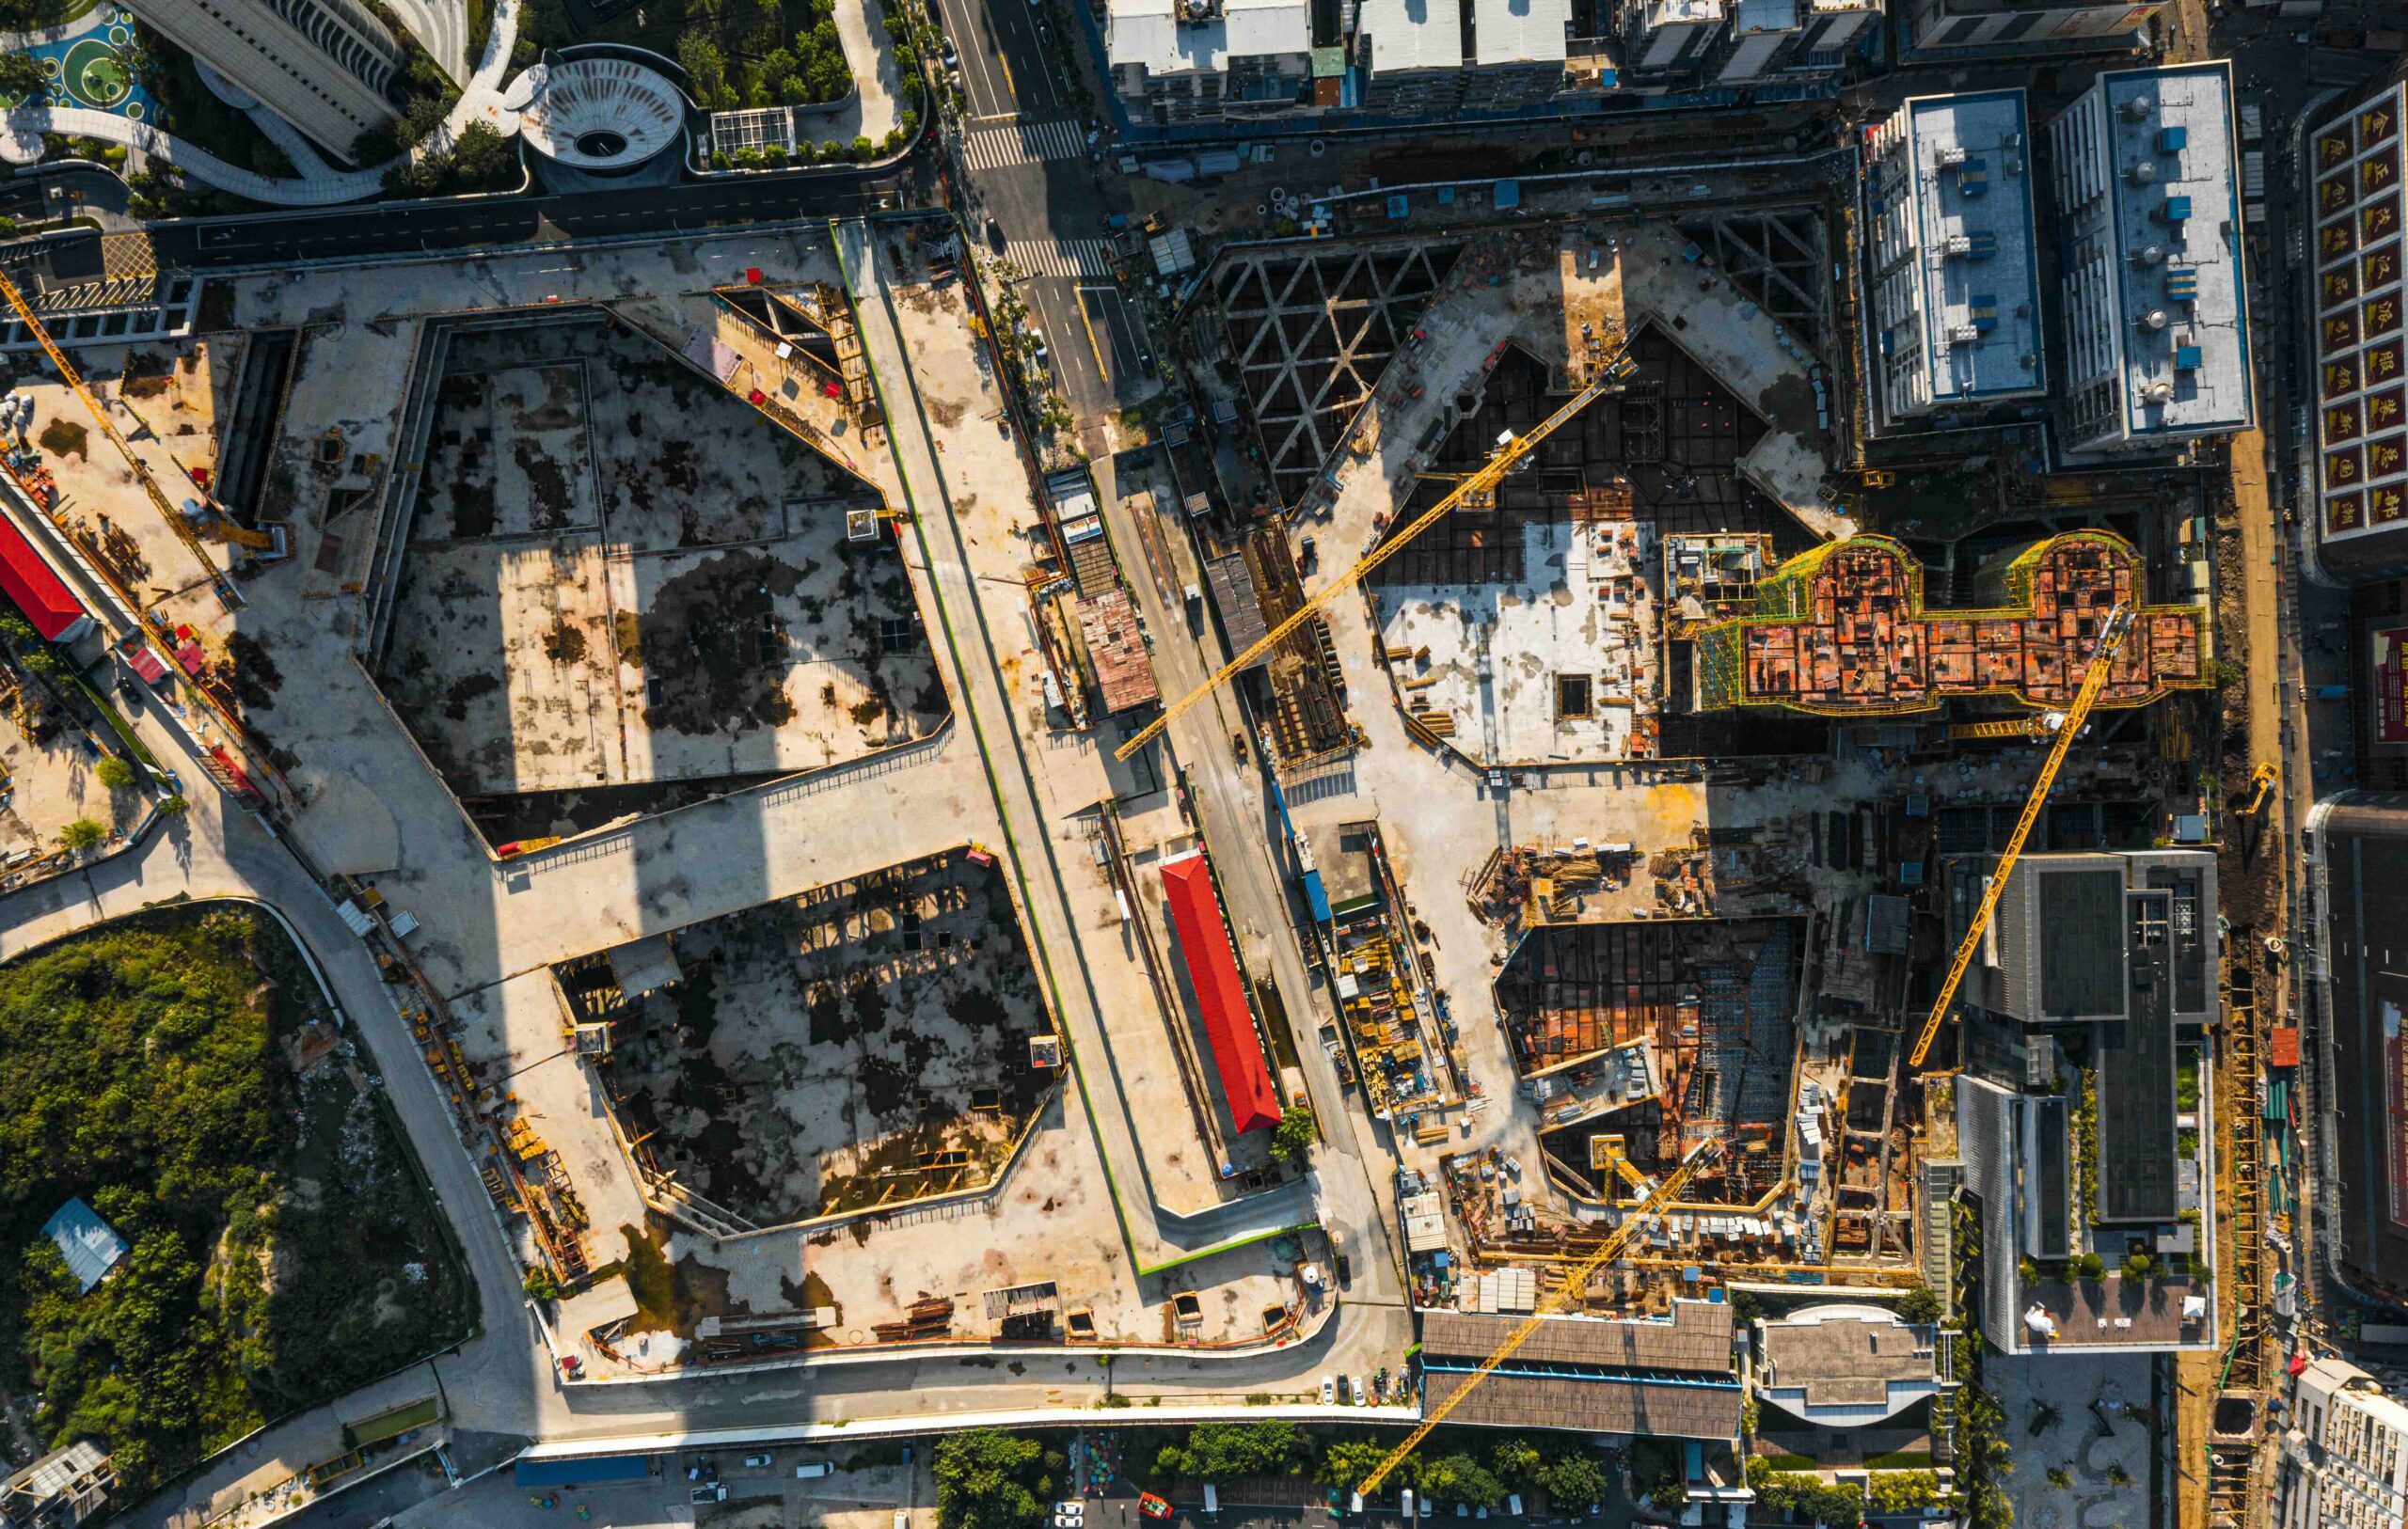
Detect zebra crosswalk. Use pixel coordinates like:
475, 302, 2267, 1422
1006, 239, 1116, 281
958, 117, 1086, 172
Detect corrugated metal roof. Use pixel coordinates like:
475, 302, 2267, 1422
1424, 1366, 1742, 1439
1422, 1301, 1733, 1372
0, 506, 89, 642
1473, 0, 1568, 64
41, 1197, 127, 1294
1204, 553, 1270, 667
1357, 0, 1463, 73
1077, 591, 1160, 716
1160, 850, 1283, 1135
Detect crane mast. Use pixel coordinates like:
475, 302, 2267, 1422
1908, 603, 2135, 1069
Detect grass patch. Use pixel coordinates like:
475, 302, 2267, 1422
67, 669, 158, 770
621, 1219, 675, 1332
0, 906, 473, 1494
1759, 1453, 1816, 1471
1864, 1450, 1932, 1470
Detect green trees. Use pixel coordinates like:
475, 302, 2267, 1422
678, 34, 734, 110
94, 756, 137, 791
1314, 1437, 1390, 1491
1744, 1458, 1866, 1523
1894, 1283, 1942, 1325
933, 1429, 1054, 1529
0, 908, 469, 1494
1269, 1104, 1318, 1165
0, 53, 46, 102
1155, 1422, 1307, 1480
56, 818, 105, 851
1418, 1454, 1505, 1511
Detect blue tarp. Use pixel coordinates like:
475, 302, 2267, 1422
515, 1456, 651, 1489
1302, 868, 1332, 924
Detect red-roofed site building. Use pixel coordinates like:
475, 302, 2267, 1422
0, 512, 90, 643
1159, 849, 1284, 1136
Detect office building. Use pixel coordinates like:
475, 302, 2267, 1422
1106, 0, 1312, 125
2306, 82, 2408, 581
2275, 1357, 2408, 1529
1753, 1304, 1947, 1428
1902, 0, 2167, 62
2048, 62, 2255, 455
2305, 792, 2408, 1307
1618, 0, 1722, 77
1948, 849, 2219, 1357
1862, 89, 2047, 428
124, 0, 404, 157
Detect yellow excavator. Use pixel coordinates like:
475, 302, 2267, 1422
1356, 1138, 1722, 1495
2240, 762, 2278, 816
1908, 604, 2134, 1070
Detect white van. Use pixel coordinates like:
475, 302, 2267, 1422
1202, 1485, 1219, 1516
797, 1462, 835, 1479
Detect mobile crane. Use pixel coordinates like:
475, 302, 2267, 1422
1354, 1137, 1722, 1496
1116, 353, 1635, 763
1907, 603, 2134, 1070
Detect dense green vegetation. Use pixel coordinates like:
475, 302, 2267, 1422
1268, 1104, 1317, 1166
933, 1428, 1060, 1529
0, 907, 473, 1494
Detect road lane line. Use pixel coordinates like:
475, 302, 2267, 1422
1075, 286, 1110, 383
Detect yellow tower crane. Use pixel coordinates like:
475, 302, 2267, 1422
0, 266, 236, 588
1355, 1137, 1722, 1497
1907, 603, 2134, 1070
1116, 354, 1635, 763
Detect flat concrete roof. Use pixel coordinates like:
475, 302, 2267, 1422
1893, 90, 2046, 404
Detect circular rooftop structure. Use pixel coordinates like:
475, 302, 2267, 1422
515, 58, 684, 174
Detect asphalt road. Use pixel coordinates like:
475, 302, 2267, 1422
146, 166, 900, 268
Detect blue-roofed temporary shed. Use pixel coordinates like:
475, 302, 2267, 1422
515, 1455, 651, 1489
41, 1198, 127, 1294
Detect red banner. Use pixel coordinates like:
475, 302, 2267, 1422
2376, 626, 2408, 745
2389, 1001, 2408, 1228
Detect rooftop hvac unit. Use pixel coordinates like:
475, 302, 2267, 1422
2120, 95, 2153, 122
2138, 308, 2170, 331
2133, 244, 2166, 267
1949, 323, 1982, 344
2144, 380, 2175, 402
2129, 160, 2158, 185
1944, 234, 1972, 256
1936, 145, 1967, 167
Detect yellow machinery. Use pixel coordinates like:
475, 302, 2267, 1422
0, 269, 232, 584
1908, 604, 2134, 1069
1116, 355, 1632, 763
1944, 717, 2048, 742
2241, 762, 2278, 816
1355, 1137, 1721, 1495
1588, 1134, 1651, 1199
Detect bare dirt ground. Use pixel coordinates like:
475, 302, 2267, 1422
376, 315, 947, 805
602, 852, 1051, 1225
0, 702, 136, 866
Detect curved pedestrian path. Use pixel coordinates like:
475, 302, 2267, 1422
0, 0, 522, 207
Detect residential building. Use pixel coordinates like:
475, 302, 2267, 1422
1753, 1304, 1948, 1429
1618, 0, 1723, 78
0, 1441, 113, 1528
123, 0, 404, 158
2305, 82, 2408, 581
1616, 0, 1872, 84
2305, 793, 2408, 1307
1902, 0, 2166, 62
1949, 850, 2220, 1357
1106, 0, 1311, 125
2275, 1357, 2408, 1529
2048, 62, 2255, 456
1861, 88, 2047, 428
